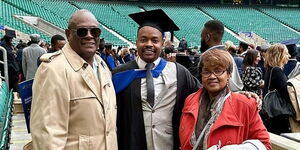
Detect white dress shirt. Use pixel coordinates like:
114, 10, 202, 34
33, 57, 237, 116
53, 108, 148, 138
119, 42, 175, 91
136, 56, 177, 150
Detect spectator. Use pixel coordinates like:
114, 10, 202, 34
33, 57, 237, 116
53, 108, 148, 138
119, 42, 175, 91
199, 20, 244, 92
178, 37, 188, 50
263, 43, 292, 134
179, 49, 270, 150
39, 41, 50, 51
48, 34, 66, 53
225, 41, 244, 75
129, 48, 137, 60
16, 40, 27, 82
0, 29, 20, 91
101, 43, 117, 70
241, 49, 264, 97
97, 38, 105, 54
30, 9, 117, 150
118, 47, 131, 64
22, 34, 47, 80
282, 39, 300, 78
238, 41, 249, 55
257, 43, 270, 79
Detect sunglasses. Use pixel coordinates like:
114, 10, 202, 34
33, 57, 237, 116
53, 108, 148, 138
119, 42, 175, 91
69, 27, 101, 37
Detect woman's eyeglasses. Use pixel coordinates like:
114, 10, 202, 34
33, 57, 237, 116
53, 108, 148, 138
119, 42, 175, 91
201, 70, 227, 78
69, 27, 101, 37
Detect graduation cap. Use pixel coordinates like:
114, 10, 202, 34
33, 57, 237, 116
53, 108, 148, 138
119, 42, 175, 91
129, 9, 179, 41
281, 38, 300, 45
281, 38, 300, 57
4, 29, 16, 38
104, 43, 112, 49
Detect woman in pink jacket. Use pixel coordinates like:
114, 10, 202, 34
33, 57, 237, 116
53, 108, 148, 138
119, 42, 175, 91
179, 49, 271, 150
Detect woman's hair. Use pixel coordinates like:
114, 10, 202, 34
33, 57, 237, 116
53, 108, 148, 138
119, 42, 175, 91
199, 49, 233, 75
264, 44, 287, 68
242, 49, 259, 69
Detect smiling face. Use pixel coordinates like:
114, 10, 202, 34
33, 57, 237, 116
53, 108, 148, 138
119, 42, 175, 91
201, 66, 231, 97
254, 53, 261, 65
199, 49, 232, 97
66, 10, 100, 62
136, 26, 164, 63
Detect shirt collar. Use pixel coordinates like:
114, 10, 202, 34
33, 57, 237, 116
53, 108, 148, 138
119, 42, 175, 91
92, 56, 99, 68
207, 45, 225, 51
62, 43, 88, 71
136, 56, 161, 69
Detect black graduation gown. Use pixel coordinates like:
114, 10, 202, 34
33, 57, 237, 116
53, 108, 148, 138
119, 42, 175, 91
112, 60, 200, 150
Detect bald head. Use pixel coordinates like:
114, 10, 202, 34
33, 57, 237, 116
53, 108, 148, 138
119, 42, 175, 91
68, 9, 99, 29
65, 9, 101, 65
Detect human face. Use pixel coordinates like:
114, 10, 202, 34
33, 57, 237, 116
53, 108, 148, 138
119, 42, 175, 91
136, 26, 164, 63
281, 48, 290, 66
66, 11, 100, 62
201, 66, 230, 97
54, 40, 66, 51
254, 53, 261, 65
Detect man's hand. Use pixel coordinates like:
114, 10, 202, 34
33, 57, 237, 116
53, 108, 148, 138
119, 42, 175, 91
238, 91, 262, 111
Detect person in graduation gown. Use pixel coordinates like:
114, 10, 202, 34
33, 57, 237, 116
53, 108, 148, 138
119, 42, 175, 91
112, 9, 201, 150
282, 38, 300, 79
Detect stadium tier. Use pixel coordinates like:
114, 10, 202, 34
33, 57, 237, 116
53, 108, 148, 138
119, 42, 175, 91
199, 6, 300, 43
1, 0, 300, 46
143, 4, 239, 46
31, 0, 78, 21
4, 0, 68, 29
1, 1, 50, 42
259, 7, 300, 32
73, 1, 139, 43
0, 83, 14, 150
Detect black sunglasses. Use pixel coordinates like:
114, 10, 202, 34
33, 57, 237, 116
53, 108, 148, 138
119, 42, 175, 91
69, 27, 101, 37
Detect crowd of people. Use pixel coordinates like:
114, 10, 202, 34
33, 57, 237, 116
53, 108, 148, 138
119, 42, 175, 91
0, 31, 66, 90
1, 8, 300, 150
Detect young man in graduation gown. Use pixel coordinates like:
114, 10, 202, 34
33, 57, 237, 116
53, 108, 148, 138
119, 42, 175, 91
112, 9, 200, 150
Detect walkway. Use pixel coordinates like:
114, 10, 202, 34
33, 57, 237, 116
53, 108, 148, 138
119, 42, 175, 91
9, 113, 31, 150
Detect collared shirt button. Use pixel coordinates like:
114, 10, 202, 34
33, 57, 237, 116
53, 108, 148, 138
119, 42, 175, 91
152, 125, 155, 128
152, 110, 155, 113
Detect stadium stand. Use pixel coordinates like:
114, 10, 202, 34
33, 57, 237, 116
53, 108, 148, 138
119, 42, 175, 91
199, 6, 300, 43
1, 1, 50, 42
4, 0, 68, 29
2, 0, 128, 46
73, 1, 138, 43
143, 4, 239, 46
258, 7, 300, 32
2, 0, 300, 46
0, 83, 14, 150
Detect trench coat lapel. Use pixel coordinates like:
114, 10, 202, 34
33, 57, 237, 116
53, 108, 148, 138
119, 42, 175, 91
80, 66, 102, 104
62, 43, 103, 105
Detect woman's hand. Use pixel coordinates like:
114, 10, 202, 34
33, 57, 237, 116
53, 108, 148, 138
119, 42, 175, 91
238, 91, 262, 110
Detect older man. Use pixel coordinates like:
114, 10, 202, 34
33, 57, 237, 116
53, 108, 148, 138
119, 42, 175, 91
30, 9, 117, 150
112, 9, 200, 150
22, 34, 46, 80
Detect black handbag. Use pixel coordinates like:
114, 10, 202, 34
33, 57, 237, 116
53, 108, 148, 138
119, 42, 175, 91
261, 68, 295, 118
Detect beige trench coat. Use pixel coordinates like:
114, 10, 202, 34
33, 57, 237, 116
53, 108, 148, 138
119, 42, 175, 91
30, 43, 117, 150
